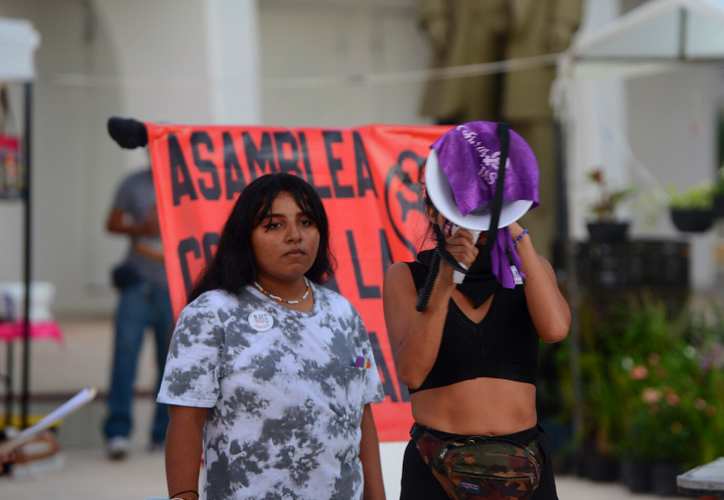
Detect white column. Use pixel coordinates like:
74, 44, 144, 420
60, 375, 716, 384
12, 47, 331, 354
204, 0, 261, 125
568, 0, 627, 241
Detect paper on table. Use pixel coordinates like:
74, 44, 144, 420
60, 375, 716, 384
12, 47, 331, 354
0, 387, 97, 455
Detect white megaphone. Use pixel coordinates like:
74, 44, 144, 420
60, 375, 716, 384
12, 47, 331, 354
425, 148, 533, 284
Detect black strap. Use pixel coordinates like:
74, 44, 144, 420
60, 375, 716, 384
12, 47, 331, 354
483, 122, 510, 255
411, 422, 545, 464
410, 422, 425, 442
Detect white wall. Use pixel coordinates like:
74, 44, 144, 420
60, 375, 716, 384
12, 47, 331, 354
0, 0, 217, 316
0, 0, 433, 316
3, 0, 723, 313
566, 0, 724, 290
627, 65, 724, 289
259, 0, 432, 127
567, 0, 628, 242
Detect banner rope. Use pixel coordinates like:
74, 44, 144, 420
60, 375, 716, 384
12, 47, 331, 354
38, 53, 561, 90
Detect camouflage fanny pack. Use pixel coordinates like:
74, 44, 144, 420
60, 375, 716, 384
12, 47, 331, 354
412, 423, 543, 500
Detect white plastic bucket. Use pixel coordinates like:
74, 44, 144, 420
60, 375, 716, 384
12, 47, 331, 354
0, 281, 56, 322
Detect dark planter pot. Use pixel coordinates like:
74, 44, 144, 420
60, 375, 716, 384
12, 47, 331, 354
586, 221, 629, 243
713, 195, 724, 218
670, 209, 713, 232
651, 462, 681, 497
627, 461, 653, 493
584, 455, 618, 482
618, 460, 632, 486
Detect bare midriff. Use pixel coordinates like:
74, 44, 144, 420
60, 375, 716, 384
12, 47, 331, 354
410, 377, 537, 436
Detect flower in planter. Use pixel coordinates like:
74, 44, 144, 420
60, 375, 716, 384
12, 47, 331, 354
665, 391, 680, 406
629, 365, 648, 380
699, 343, 724, 371
642, 387, 662, 404
587, 168, 637, 222
558, 296, 724, 469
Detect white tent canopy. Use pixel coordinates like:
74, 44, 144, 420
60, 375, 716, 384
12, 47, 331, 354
560, 0, 724, 81
0, 17, 40, 81
553, 0, 724, 198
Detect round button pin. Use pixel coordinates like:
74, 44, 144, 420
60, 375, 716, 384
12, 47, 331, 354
248, 309, 273, 332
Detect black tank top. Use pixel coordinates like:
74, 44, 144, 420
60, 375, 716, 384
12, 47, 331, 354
404, 258, 539, 394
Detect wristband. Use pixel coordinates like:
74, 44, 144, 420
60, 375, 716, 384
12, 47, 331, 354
170, 489, 198, 500
513, 229, 529, 247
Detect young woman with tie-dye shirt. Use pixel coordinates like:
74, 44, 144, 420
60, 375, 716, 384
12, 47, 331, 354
157, 173, 386, 500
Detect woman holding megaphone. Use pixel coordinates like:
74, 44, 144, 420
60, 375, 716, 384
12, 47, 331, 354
383, 122, 570, 500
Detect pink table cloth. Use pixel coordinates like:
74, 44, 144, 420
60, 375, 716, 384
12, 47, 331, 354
0, 321, 64, 342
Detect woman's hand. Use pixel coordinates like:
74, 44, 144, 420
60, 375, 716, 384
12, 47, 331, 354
437, 228, 479, 285
444, 228, 479, 266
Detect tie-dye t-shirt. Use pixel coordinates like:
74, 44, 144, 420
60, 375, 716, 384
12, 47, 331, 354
157, 282, 385, 500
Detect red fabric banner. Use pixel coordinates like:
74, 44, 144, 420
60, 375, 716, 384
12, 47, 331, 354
146, 123, 450, 442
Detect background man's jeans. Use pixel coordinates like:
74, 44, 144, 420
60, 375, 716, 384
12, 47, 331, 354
103, 282, 173, 444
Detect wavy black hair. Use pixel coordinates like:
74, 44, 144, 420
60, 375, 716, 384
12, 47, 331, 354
187, 173, 336, 304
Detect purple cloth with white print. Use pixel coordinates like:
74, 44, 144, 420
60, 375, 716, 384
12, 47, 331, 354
431, 122, 538, 288
431, 122, 539, 217
490, 226, 525, 289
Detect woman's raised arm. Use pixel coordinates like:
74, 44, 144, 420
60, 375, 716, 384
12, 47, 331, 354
510, 223, 571, 343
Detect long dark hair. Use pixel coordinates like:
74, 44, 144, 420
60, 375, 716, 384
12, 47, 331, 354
187, 173, 336, 303
420, 182, 445, 248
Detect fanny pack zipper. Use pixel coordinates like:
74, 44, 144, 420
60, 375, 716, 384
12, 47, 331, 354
453, 470, 538, 482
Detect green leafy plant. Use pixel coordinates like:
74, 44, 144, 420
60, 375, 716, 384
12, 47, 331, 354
666, 182, 714, 211
587, 169, 637, 221
558, 295, 724, 469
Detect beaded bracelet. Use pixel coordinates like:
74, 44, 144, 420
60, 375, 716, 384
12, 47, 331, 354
513, 229, 529, 247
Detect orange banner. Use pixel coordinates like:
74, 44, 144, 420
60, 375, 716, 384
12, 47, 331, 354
146, 123, 450, 442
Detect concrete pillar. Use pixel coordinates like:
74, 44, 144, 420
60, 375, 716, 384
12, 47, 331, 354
204, 0, 261, 125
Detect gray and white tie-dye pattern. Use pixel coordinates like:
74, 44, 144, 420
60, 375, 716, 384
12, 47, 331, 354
158, 283, 385, 500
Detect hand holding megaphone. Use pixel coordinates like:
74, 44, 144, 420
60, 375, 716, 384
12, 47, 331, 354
442, 220, 480, 284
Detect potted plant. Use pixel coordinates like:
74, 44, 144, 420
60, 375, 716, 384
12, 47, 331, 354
586, 168, 637, 242
667, 182, 715, 232
575, 303, 625, 482
557, 294, 724, 492
609, 299, 724, 495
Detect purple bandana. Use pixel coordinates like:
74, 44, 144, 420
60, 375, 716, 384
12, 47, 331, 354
431, 122, 539, 288
432, 122, 539, 215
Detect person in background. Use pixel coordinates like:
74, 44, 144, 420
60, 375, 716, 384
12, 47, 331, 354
103, 156, 173, 460
157, 173, 387, 500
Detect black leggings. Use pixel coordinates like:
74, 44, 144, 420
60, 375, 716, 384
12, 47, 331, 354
400, 424, 559, 500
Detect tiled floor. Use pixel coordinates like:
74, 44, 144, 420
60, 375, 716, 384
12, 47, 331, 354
1, 318, 690, 499
0, 444, 690, 500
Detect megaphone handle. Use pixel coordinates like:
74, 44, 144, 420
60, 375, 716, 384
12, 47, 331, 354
452, 268, 466, 285
451, 229, 480, 284
415, 249, 441, 312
